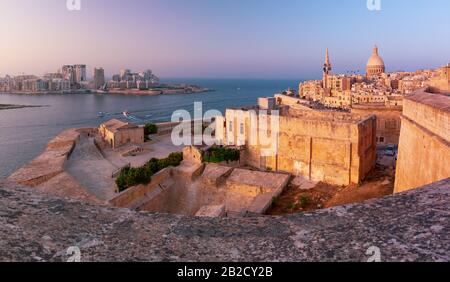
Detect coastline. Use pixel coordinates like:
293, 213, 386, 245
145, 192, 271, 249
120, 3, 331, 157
0, 104, 45, 111
0, 87, 214, 96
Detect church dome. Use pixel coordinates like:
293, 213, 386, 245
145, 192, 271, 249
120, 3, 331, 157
366, 45, 385, 77
367, 46, 385, 67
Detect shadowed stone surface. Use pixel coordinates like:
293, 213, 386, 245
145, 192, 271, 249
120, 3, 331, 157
0, 178, 449, 262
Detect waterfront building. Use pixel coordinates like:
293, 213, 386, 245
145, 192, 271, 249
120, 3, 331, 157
61, 64, 86, 86
61, 65, 76, 85
108, 69, 160, 90
74, 65, 87, 83
98, 119, 144, 149
47, 78, 71, 91
93, 67, 105, 89
43, 73, 63, 80
120, 69, 132, 81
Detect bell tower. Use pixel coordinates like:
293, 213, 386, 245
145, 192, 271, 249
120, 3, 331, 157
323, 48, 332, 91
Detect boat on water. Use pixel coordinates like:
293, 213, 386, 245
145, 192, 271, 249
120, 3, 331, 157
123, 111, 130, 118
97, 112, 105, 118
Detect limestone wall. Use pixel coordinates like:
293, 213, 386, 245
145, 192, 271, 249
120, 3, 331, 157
138, 177, 219, 216
182, 146, 204, 164
7, 128, 103, 204
109, 167, 173, 208
232, 110, 376, 186
394, 90, 450, 193
273, 115, 376, 185
8, 129, 80, 187
115, 127, 144, 148
351, 105, 402, 145
402, 92, 450, 141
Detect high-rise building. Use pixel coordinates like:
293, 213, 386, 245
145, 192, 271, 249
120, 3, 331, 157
120, 69, 131, 81
74, 65, 87, 83
61, 65, 86, 86
61, 65, 75, 84
93, 67, 105, 89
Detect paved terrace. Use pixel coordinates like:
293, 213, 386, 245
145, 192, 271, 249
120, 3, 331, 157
0, 178, 448, 262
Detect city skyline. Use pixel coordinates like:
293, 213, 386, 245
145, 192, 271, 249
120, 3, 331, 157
1, 0, 450, 79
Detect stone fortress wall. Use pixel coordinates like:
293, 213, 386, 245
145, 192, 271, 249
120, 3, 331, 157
7, 128, 104, 204
394, 89, 450, 193
351, 104, 403, 146
220, 105, 377, 186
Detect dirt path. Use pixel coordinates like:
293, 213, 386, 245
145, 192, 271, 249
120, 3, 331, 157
268, 165, 395, 215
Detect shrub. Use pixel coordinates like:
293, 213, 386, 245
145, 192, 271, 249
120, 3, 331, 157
144, 123, 158, 136
299, 196, 310, 209
116, 167, 152, 192
271, 197, 279, 207
203, 147, 240, 163
115, 152, 183, 192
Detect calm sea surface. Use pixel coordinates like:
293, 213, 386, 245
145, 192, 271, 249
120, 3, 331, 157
0, 78, 300, 178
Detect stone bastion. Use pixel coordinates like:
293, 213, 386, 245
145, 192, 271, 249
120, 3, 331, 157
0, 178, 448, 262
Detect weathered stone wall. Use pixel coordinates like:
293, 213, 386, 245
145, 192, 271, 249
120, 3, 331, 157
8, 129, 80, 187
352, 104, 403, 146
224, 108, 377, 186
273, 115, 376, 185
395, 90, 450, 193
109, 168, 173, 208
7, 129, 104, 204
182, 146, 204, 164
1, 178, 448, 262
138, 177, 220, 216
402, 92, 450, 141
115, 127, 144, 147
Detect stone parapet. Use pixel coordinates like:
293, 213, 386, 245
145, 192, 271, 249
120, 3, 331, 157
395, 89, 450, 192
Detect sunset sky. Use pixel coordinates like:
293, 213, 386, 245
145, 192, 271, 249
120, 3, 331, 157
0, 0, 449, 79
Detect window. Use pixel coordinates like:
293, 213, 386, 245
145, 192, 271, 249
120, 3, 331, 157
379, 137, 385, 143
229, 121, 233, 132
240, 123, 244, 134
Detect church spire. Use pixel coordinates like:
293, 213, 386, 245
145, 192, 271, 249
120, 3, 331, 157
323, 48, 332, 91
324, 48, 332, 72
325, 48, 330, 66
